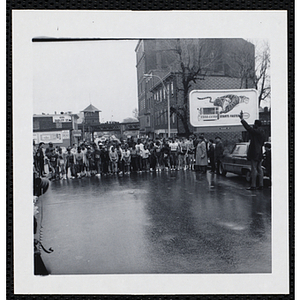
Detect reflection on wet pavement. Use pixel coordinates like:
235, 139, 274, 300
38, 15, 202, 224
39, 171, 271, 274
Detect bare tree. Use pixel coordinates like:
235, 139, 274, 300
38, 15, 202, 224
254, 41, 270, 106
231, 40, 270, 106
166, 39, 222, 136
132, 108, 139, 119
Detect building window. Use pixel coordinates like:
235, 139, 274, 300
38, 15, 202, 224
140, 99, 145, 110
170, 81, 174, 95
159, 89, 162, 102
33, 120, 40, 130
172, 113, 176, 124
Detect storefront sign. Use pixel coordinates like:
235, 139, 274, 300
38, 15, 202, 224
123, 130, 139, 137
189, 89, 258, 128
62, 130, 70, 139
72, 130, 82, 137
52, 115, 72, 123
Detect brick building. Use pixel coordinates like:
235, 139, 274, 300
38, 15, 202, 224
135, 38, 261, 144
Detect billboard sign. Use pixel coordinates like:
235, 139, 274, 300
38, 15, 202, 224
189, 89, 258, 128
39, 132, 63, 143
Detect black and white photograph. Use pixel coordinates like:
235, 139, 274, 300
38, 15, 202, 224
12, 10, 290, 295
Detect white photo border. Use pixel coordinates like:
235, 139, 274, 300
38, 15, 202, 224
12, 10, 289, 295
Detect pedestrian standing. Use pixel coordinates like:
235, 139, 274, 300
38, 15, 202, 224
178, 137, 187, 170
71, 143, 77, 155
187, 136, 195, 170
33, 140, 38, 171
130, 143, 138, 172
85, 146, 93, 177
208, 139, 216, 173
142, 145, 150, 171
81, 144, 88, 176
116, 144, 124, 175
161, 140, 171, 171
45, 142, 54, 158
195, 136, 208, 173
49, 148, 59, 180
57, 147, 66, 179
154, 140, 162, 172
135, 140, 143, 173
215, 136, 224, 175
101, 145, 110, 175
93, 144, 101, 177
239, 110, 265, 190
149, 142, 157, 172
35, 142, 45, 177
65, 146, 76, 179
122, 144, 131, 174
74, 147, 84, 178
109, 146, 119, 174
169, 138, 179, 171
262, 142, 271, 185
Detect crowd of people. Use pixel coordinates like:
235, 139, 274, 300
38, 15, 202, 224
33, 135, 226, 180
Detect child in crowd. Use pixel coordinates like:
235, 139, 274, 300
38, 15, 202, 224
169, 138, 179, 171
149, 142, 157, 172
65, 146, 76, 179
57, 147, 66, 179
109, 146, 119, 174
74, 147, 84, 178
93, 144, 101, 177
130, 143, 138, 172
142, 145, 150, 171
187, 136, 195, 170
161, 140, 171, 171
49, 148, 59, 180
122, 144, 131, 174
85, 146, 93, 177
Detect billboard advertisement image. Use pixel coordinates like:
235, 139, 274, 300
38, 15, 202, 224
189, 89, 258, 129
39, 131, 63, 143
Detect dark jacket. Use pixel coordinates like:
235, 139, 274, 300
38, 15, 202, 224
241, 119, 265, 161
214, 141, 224, 160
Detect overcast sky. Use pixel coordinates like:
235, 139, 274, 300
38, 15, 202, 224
33, 39, 139, 122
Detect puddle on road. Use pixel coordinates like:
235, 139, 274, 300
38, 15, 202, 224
216, 221, 246, 231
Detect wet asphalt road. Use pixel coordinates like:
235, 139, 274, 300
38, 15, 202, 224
37, 170, 271, 274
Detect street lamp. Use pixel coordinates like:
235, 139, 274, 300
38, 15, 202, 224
143, 73, 171, 138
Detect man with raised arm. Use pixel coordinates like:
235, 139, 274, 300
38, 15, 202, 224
239, 110, 265, 190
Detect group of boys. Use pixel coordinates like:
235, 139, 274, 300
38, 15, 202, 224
33, 134, 226, 180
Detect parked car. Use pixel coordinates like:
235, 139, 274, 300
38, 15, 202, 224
219, 142, 267, 182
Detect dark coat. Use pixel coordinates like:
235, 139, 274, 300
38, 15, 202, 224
214, 141, 224, 161
241, 119, 265, 161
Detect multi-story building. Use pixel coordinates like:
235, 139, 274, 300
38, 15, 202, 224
135, 38, 256, 140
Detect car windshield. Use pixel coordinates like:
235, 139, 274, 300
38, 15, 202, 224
231, 144, 248, 155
